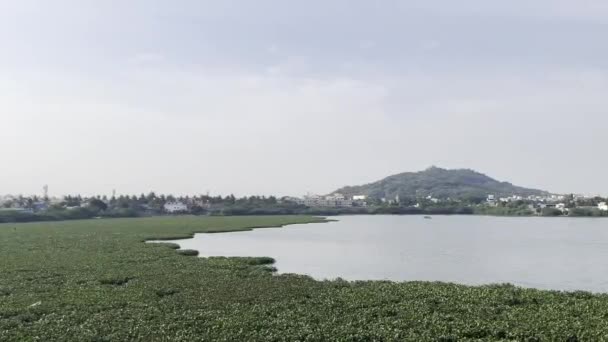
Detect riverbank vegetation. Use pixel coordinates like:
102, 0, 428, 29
0, 197, 476, 223
2, 216, 608, 341
2, 191, 606, 224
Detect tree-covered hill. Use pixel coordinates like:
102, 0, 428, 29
334, 167, 550, 200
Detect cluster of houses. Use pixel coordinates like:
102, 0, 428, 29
0, 195, 56, 214
486, 194, 567, 205
141, 200, 210, 214
290, 192, 608, 213
379, 195, 440, 206
486, 194, 608, 214
162, 202, 189, 213
3, 191, 607, 215
292, 194, 367, 208
0, 194, 198, 214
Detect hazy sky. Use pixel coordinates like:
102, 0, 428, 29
2, 0, 607, 197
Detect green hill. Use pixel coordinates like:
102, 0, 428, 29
333, 167, 549, 200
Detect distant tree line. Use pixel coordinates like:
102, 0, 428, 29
1, 192, 606, 224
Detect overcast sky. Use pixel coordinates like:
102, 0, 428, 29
1, 0, 607, 197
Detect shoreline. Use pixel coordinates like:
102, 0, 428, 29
3, 211, 608, 226
146, 215, 607, 294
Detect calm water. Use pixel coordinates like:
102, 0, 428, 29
164, 215, 608, 292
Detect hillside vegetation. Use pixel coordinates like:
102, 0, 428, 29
335, 167, 549, 200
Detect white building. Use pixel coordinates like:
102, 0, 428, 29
353, 195, 367, 201
599, 202, 608, 212
297, 193, 353, 208
487, 194, 497, 206
499, 195, 524, 203
164, 202, 188, 213
424, 195, 440, 204
299, 194, 322, 207
326, 193, 346, 201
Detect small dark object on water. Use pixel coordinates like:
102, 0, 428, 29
424, 216, 432, 219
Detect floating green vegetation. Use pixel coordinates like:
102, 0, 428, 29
1, 215, 608, 341
0, 288, 12, 297
155, 242, 181, 250
99, 276, 133, 286
176, 249, 200, 257
155, 288, 180, 298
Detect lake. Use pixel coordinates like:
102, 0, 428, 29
164, 215, 608, 292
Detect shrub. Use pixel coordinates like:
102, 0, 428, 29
99, 277, 132, 286
154, 242, 180, 250
246, 257, 275, 265
541, 208, 563, 216
155, 288, 179, 298
176, 249, 199, 257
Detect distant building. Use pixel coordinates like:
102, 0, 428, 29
298, 194, 322, 207
33, 202, 49, 212
498, 195, 524, 203
599, 202, 608, 212
297, 193, 354, 208
192, 199, 211, 209
487, 194, 497, 206
327, 193, 346, 201
352, 195, 368, 207
164, 202, 188, 213
49, 197, 64, 205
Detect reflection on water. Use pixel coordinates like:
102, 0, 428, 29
163, 215, 608, 292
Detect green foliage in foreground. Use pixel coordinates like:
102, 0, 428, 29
1, 216, 608, 341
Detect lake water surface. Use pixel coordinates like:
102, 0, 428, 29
165, 215, 608, 292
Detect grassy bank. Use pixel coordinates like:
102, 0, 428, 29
1, 216, 607, 341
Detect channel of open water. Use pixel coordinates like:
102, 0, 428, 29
154, 215, 608, 292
